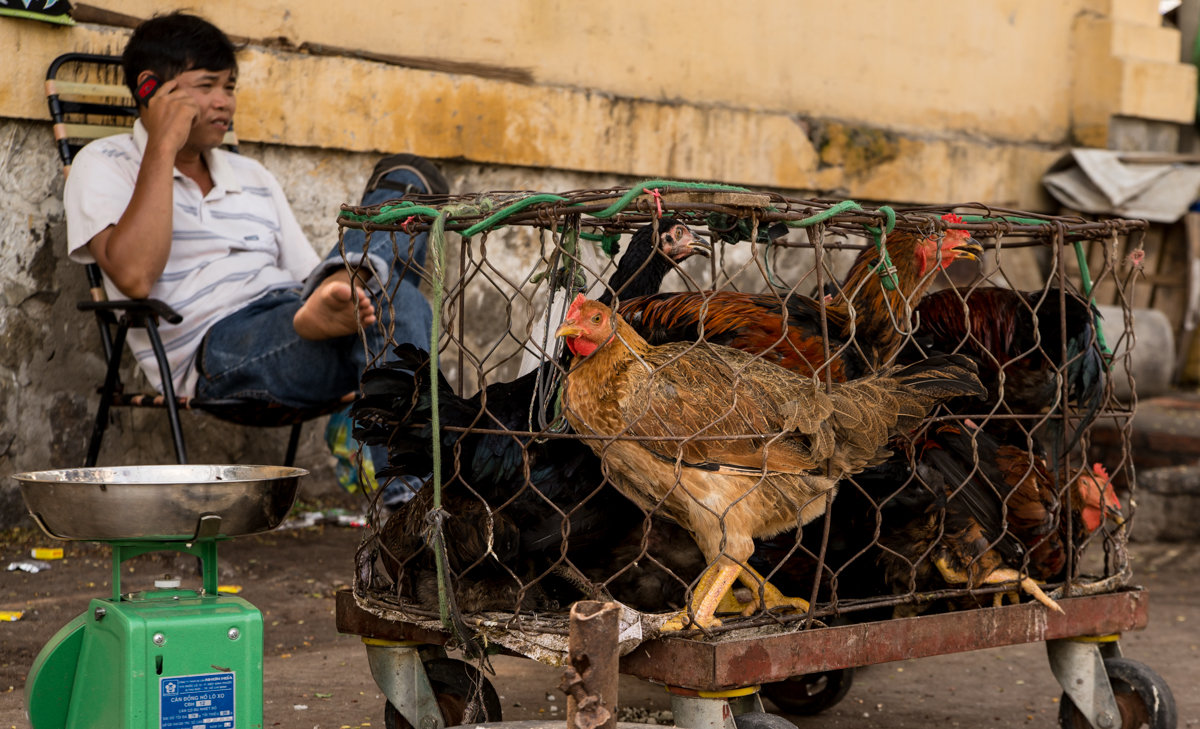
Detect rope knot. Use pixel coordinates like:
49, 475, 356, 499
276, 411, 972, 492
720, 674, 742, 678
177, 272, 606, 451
423, 505, 450, 537
872, 257, 899, 290
647, 188, 664, 218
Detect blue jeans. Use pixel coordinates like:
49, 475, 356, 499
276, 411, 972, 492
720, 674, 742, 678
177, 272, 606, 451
195, 181, 433, 407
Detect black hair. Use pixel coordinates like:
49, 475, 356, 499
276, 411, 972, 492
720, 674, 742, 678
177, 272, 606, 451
122, 12, 237, 97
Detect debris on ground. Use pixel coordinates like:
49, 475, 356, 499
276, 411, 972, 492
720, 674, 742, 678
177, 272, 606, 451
7, 559, 51, 573
617, 706, 674, 725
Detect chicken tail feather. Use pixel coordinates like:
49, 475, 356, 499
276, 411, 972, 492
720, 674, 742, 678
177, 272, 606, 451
887, 353, 987, 436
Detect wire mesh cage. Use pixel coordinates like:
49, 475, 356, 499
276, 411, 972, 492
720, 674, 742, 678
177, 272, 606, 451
336, 182, 1144, 658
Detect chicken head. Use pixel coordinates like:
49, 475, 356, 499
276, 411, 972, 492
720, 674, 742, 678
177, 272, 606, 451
913, 212, 982, 276
556, 293, 616, 358
1077, 463, 1124, 533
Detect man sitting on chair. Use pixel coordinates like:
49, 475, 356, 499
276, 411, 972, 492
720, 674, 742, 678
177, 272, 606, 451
63, 11, 442, 506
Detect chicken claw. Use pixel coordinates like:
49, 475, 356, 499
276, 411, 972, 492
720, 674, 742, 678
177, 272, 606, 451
664, 563, 812, 631
735, 566, 811, 617
934, 556, 1064, 614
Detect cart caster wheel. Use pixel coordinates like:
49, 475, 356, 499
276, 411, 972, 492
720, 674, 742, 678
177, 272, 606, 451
384, 658, 502, 729
760, 668, 855, 716
733, 710, 798, 729
1057, 657, 1177, 729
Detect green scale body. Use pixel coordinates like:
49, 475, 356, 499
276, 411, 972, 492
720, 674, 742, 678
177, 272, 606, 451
26, 540, 264, 729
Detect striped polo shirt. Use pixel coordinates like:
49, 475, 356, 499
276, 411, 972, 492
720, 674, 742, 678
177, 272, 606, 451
65, 120, 321, 397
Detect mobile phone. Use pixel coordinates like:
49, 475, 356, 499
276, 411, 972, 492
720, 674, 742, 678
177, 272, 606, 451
135, 74, 162, 106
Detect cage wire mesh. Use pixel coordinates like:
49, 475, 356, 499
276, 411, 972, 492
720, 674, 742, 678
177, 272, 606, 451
333, 183, 1144, 661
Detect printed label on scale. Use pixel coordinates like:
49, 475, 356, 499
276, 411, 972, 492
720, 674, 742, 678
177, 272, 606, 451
160, 672, 235, 729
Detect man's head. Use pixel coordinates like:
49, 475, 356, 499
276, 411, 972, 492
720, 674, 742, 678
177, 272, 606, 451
123, 12, 237, 97
123, 13, 238, 151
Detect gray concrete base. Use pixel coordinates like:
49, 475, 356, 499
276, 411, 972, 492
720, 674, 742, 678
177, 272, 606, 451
1133, 461, 1200, 541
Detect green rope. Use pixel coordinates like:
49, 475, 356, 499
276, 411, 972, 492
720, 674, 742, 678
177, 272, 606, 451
462, 194, 571, 237
426, 207, 452, 633
1073, 238, 1110, 354
789, 199, 865, 229
761, 200, 899, 290
958, 214, 1051, 227
339, 200, 442, 225
591, 230, 623, 257
863, 206, 899, 291
344, 180, 753, 245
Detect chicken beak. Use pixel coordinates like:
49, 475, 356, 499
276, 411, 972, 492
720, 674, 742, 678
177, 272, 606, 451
665, 228, 712, 261
1105, 494, 1126, 527
955, 238, 984, 261
686, 231, 712, 259
555, 322, 582, 339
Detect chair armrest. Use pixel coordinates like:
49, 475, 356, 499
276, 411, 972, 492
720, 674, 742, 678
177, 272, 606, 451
77, 298, 183, 325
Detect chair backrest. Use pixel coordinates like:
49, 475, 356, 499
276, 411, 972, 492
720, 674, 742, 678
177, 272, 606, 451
46, 52, 238, 174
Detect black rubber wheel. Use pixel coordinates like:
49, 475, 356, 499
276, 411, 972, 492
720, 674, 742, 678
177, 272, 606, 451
760, 668, 855, 716
1058, 657, 1177, 729
383, 657, 502, 729
732, 710, 799, 729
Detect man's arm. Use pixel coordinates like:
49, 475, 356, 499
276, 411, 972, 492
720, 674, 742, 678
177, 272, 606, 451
88, 78, 199, 299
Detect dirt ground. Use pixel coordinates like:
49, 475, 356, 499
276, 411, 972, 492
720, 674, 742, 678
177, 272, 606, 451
2, 499, 1197, 729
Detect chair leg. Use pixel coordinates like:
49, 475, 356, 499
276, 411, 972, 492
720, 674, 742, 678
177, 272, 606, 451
284, 422, 303, 467
84, 399, 110, 468
164, 402, 188, 464
85, 318, 132, 467
143, 320, 188, 464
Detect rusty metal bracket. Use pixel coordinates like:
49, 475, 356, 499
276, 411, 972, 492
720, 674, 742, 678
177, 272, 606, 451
668, 686, 763, 729
1046, 637, 1122, 729
362, 639, 445, 729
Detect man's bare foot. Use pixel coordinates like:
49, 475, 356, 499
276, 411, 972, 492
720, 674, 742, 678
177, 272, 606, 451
293, 278, 377, 340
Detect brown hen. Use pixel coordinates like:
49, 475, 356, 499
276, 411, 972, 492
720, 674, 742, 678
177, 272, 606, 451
555, 294, 985, 629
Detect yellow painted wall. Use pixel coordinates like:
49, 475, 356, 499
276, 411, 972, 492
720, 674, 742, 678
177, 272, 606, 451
3, 0, 1196, 207
42, 0, 1082, 143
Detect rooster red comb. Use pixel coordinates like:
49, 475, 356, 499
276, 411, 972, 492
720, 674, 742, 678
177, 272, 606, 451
1092, 463, 1110, 481
941, 212, 963, 225
566, 292, 589, 322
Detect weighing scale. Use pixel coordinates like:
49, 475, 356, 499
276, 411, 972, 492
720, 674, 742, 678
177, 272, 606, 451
14, 464, 307, 729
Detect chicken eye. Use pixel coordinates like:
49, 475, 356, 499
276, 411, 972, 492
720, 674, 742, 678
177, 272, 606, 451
591, 313, 602, 324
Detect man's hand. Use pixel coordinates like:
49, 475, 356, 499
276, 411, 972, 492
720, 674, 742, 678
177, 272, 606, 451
139, 77, 200, 156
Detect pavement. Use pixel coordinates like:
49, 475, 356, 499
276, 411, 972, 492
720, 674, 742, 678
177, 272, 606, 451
2, 522, 1196, 729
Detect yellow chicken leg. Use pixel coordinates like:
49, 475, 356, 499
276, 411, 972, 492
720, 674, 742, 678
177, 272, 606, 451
662, 562, 741, 631
934, 556, 1064, 614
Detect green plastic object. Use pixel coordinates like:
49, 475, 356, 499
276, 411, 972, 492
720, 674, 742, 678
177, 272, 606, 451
25, 541, 264, 729
25, 613, 86, 729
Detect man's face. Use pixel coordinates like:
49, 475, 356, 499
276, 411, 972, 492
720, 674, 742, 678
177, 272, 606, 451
173, 67, 237, 150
